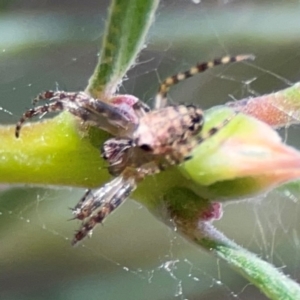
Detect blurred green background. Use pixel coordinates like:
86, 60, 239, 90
1, 0, 300, 299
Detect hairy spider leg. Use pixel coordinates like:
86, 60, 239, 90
154, 54, 254, 110
15, 101, 65, 138
181, 111, 239, 161
132, 100, 151, 117
72, 177, 123, 221
196, 111, 237, 144
72, 176, 136, 245
71, 189, 93, 221
71, 162, 162, 245
32, 90, 58, 105
15, 95, 96, 138
15, 91, 135, 138
32, 90, 84, 105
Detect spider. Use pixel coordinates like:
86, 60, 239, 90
15, 54, 253, 245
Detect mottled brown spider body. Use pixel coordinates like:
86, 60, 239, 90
15, 54, 253, 245
133, 105, 203, 155
101, 104, 205, 181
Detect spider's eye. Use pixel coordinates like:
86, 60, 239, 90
139, 144, 153, 152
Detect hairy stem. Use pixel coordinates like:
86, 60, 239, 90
85, 0, 159, 99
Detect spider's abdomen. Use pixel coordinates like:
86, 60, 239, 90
133, 105, 204, 155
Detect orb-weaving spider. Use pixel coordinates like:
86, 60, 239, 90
15, 54, 253, 245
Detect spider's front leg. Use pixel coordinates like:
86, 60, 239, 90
71, 177, 124, 220
15, 93, 102, 138
32, 90, 85, 105
15, 91, 139, 138
71, 175, 137, 245
15, 101, 65, 138
71, 163, 161, 245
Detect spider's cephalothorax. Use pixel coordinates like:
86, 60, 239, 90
102, 104, 205, 176
15, 54, 253, 245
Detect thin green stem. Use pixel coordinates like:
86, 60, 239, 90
198, 223, 300, 300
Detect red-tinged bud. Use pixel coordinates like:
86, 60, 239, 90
180, 107, 300, 200
226, 82, 300, 129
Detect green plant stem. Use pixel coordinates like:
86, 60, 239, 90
164, 187, 300, 300
198, 223, 300, 300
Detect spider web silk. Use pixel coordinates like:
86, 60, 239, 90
1, 1, 300, 299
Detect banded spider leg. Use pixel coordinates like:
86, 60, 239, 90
71, 176, 124, 221
71, 165, 160, 245
154, 54, 254, 109
15, 91, 138, 138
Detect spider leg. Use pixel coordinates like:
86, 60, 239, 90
181, 112, 238, 162
33, 90, 133, 130
154, 54, 254, 110
196, 112, 237, 144
32, 90, 56, 105
77, 96, 133, 130
17, 90, 138, 138
71, 189, 93, 220
71, 176, 136, 245
71, 177, 124, 220
32, 90, 82, 105
15, 101, 65, 138
71, 163, 162, 245
132, 100, 151, 117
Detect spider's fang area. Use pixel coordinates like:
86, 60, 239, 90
101, 139, 132, 162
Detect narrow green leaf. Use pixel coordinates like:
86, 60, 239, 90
86, 0, 159, 99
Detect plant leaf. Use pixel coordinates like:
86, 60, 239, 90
85, 0, 159, 99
